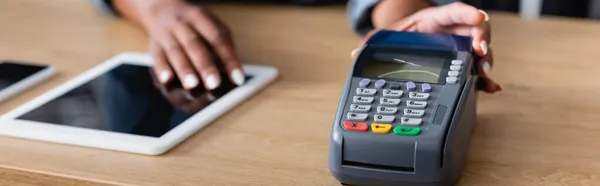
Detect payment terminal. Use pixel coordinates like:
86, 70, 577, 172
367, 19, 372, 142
328, 30, 480, 186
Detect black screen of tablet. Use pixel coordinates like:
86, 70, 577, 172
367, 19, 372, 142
16, 64, 251, 137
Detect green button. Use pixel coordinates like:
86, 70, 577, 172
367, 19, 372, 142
393, 126, 421, 136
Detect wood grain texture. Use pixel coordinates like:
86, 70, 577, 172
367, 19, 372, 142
2, 0, 600, 185
0, 167, 115, 186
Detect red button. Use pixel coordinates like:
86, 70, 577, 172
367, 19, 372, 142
343, 121, 368, 132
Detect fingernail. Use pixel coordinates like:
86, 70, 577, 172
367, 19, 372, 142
482, 61, 492, 75
479, 9, 489, 21
231, 69, 245, 86
205, 74, 220, 90
480, 41, 488, 55
351, 48, 359, 57
159, 70, 171, 83
183, 74, 199, 89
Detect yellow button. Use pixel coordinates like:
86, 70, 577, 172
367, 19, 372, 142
371, 123, 392, 134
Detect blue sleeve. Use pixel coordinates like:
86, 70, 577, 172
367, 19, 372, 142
347, 0, 457, 36
90, 0, 119, 16
347, 0, 380, 36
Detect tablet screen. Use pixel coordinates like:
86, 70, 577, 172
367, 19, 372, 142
16, 64, 251, 137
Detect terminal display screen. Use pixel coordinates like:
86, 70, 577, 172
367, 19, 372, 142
360, 53, 446, 83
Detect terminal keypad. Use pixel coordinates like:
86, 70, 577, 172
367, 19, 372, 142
344, 78, 435, 136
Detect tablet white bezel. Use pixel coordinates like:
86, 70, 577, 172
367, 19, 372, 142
0, 63, 56, 103
0, 52, 278, 155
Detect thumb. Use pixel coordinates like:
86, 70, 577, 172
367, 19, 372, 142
414, 2, 488, 27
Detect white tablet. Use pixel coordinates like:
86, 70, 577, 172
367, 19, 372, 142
0, 52, 278, 155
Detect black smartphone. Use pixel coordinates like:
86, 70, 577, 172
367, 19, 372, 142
0, 61, 56, 102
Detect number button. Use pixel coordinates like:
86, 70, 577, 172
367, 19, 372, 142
347, 112, 368, 121
382, 89, 403, 98
374, 114, 395, 123
353, 96, 374, 104
400, 117, 422, 126
377, 106, 398, 114
409, 92, 430, 100
350, 104, 371, 112
356, 88, 377, 96
406, 100, 427, 108
380, 98, 401, 106
404, 109, 425, 117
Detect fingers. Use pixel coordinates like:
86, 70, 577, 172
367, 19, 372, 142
478, 48, 494, 78
419, 2, 487, 27
156, 30, 202, 90
472, 27, 488, 57
211, 35, 245, 86
444, 22, 490, 57
476, 48, 502, 93
387, 17, 418, 32
147, 5, 245, 92
171, 22, 221, 90
189, 9, 245, 86
149, 40, 173, 84
471, 21, 491, 57
446, 24, 499, 93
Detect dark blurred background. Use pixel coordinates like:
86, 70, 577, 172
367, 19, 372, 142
246, 0, 600, 19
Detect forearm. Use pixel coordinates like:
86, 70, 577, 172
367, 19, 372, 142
371, 0, 433, 29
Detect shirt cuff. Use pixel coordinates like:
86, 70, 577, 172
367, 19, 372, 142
347, 0, 457, 36
91, 0, 120, 16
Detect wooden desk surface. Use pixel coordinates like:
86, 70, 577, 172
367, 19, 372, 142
3, 1, 600, 186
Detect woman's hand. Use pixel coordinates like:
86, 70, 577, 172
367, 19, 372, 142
114, 0, 245, 90
357, 1, 501, 93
